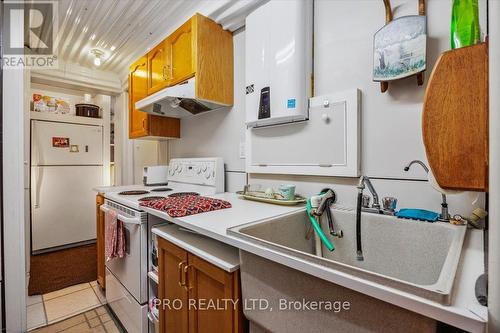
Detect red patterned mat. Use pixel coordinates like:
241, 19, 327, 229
139, 195, 232, 217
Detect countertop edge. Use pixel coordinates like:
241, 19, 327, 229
152, 225, 240, 273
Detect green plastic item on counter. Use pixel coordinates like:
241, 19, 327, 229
306, 198, 334, 252
451, 0, 481, 49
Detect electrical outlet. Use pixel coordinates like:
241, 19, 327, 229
239, 141, 246, 159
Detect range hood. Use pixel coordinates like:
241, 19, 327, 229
135, 78, 225, 118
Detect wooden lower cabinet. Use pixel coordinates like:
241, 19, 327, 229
96, 194, 105, 289
158, 237, 243, 333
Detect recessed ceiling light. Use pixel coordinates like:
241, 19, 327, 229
83, 26, 88, 33
110, 45, 116, 51
90, 34, 96, 41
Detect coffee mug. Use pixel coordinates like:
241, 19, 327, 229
278, 184, 296, 200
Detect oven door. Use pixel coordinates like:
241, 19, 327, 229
101, 204, 148, 304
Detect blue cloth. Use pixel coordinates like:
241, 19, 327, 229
395, 209, 439, 222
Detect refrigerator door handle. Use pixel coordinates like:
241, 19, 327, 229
31, 121, 41, 166
33, 167, 41, 208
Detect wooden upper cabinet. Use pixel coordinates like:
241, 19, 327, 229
147, 41, 169, 95
129, 56, 180, 139
128, 13, 232, 139
166, 19, 195, 85
147, 13, 233, 105
129, 56, 149, 138
192, 13, 233, 106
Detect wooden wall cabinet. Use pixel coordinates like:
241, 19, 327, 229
147, 41, 169, 95
191, 13, 233, 106
157, 237, 242, 333
129, 56, 180, 139
128, 13, 233, 139
96, 194, 105, 289
165, 18, 195, 86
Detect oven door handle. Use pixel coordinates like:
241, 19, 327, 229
100, 204, 142, 225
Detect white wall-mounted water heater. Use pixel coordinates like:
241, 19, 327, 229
245, 0, 313, 128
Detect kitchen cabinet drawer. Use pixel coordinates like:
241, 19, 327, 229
157, 236, 243, 333
129, 56, 180, 139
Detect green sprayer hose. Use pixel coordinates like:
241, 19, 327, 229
306, 199, 334, 251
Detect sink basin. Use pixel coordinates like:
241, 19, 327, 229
228, 207, 467, 304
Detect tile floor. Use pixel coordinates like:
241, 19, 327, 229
27, 281, 107, 331
29, 306, 121, 333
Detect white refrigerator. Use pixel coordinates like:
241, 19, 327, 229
31, 120, 103, 253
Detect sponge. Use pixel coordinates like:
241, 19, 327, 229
395, 209, 439, 222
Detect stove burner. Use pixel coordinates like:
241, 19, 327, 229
168, 192, 200, 198
119, 190, 150, 195
151, 187, 173, 192
138, 196, 167, 202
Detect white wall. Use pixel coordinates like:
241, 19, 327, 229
314, 0, 485, 179
168, 0, 486, 216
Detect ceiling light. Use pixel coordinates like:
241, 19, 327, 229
110, 45, 116, 51
90, 48, 104, 66
90, 34, 96, 41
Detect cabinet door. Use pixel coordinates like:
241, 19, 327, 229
158, 238, 189, 333
129, 56, 149, 139
96, 194, 105, 289
147, 41, 169, 95
187, 255, 241, 333
166, 19, 195, 85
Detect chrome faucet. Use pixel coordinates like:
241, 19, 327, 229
403, 160, 450, 222
357, 176, 380, 212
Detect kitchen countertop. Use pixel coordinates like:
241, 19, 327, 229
139, 192, 486, 332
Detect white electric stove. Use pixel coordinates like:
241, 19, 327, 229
101, 158, 224, 333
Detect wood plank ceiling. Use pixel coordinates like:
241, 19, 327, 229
55, 0, 199, 74
54, 0, 267, 77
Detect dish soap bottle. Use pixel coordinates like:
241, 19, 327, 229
451, 0, 481, 49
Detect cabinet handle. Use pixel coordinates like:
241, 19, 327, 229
142, 119, 146, 129
163, 66, 168, 80
178, 261, 186, 287
183, 264, 192, 291
166, 64, 172, 79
